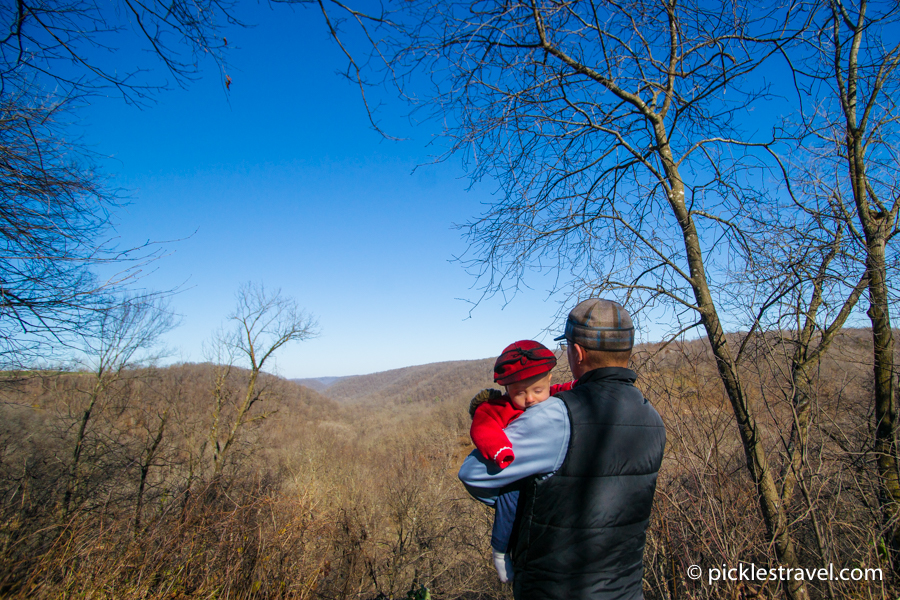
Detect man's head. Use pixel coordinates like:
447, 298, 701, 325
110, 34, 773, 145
555, 299, 634, 378
494, 340, 557, 410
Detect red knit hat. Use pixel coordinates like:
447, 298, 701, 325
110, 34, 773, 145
494, 340, 557, 386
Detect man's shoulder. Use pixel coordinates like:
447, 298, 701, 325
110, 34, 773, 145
566, 374, 664, 429
507, 397, 569, 437
524, 396, 568, 417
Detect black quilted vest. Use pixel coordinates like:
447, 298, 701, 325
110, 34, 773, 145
510, 367, 665, 600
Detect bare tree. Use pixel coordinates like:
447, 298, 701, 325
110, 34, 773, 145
331, 1, 831, 597
0, 93, 115, 366
751, 218, 868, 598
0, 0, 236, 103
0, 0, 237, 367
787, 0, 900, 566
61, 294, 175, 518
207, 283, 319, 478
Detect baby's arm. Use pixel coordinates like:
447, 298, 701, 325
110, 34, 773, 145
471, 401, 518, 468
550, 380, 575, 395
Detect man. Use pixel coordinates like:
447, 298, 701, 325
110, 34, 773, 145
458, 299, 666, 600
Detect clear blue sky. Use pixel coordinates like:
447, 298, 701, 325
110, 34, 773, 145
79, 3, 576, 378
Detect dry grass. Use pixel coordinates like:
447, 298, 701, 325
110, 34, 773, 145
0, 331, 895, 599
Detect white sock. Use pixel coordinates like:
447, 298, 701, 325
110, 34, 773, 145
492, 549, 514, 583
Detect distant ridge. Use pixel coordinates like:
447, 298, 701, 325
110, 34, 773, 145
297, 329, 891, 407
302, 354, 576, 406
304, 358, 497, 406
291, 376, 347, 392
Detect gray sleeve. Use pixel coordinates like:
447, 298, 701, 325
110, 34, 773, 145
458, 397, 570, 492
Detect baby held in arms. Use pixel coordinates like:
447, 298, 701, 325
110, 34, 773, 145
468, 340, 574, 582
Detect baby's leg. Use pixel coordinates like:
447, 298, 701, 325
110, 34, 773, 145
490, 489, 519, 582
491, 489, 519, 552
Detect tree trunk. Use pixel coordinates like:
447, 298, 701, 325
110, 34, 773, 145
781, 270, 867, 506
134, 410, 168, 534
865, 235, 900, 563
656, 131, 809, 600
833, 0, 900, 568
61, 381, 102, 520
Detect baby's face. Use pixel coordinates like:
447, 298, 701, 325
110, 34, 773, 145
506, 372, 553, 410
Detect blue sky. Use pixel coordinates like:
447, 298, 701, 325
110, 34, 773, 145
79, 4, 573, 378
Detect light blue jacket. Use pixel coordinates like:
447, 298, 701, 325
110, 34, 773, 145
458, 397, 571, 505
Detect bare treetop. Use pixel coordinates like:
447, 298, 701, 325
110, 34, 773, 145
224, 282, 320, 374
355, 0, 806, 328
0, 0, 239, 367
0, 0, 238, 103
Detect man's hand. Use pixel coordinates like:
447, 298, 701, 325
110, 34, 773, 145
469, 388, 503, 418
492, 549, 514, 583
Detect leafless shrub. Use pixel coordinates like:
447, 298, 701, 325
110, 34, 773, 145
0, 332, 895, 599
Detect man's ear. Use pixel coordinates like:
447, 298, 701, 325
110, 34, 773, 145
572, 343, 586, 366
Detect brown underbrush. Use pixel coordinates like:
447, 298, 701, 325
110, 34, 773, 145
0, 364, 504, 599
0, 331, 895, 598
639, 330, 894, 600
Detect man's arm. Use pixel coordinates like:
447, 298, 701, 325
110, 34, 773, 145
458, 397, 570, 499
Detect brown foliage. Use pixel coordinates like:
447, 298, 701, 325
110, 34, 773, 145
0, 363, 503, 599
315, 359, 497, 407
0, 331, 895, 598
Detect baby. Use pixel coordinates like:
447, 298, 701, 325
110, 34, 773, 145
468, 340, 574, 582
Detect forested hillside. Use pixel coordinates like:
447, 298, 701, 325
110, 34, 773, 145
295, 353, 584, 407
0, 361, 493, 599
292, 376, 347, 393
1, 329, 895, 598
309, 359, 496, 405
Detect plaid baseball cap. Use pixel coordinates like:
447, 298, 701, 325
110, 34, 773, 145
494, 340, 558, 386
553, 299, 634, 351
